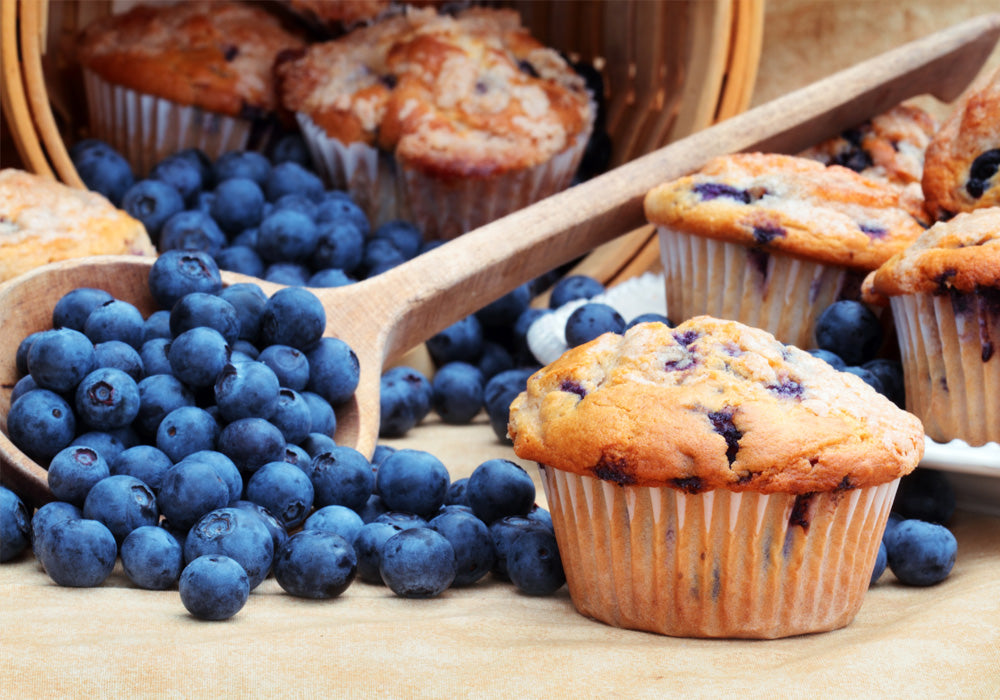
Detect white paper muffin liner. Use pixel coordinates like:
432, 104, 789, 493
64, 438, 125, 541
83, 69, 269, 176
890, 292, 1000, 446
657, 226, 862, 349
539, 465, 898, 639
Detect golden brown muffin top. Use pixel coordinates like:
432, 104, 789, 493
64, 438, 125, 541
643, 153, 931, 271
508, 317, 924, 494
922, 65, 1000, 220
865, 207, 1000, 299
76, 1, 306, 117
278, 7, 593, 177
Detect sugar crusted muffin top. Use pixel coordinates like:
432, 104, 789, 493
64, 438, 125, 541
922, 65, 1000, 220
643, 153, 930, 271
865, 206, 1000, 298
508, 316, 924, 494
76, 1, 306, 117
277, 7, 593, 177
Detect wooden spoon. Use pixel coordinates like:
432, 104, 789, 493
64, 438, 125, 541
2, 14, 999, 507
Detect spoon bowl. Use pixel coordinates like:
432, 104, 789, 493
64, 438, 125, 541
3, 14, 998, 507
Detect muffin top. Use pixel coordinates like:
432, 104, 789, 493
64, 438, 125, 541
76, 1, 306, 117
643, 153, 930, 271
278, 7, 593, 177
865, 207, 1000, 298
0, 169, 154, 282
508, 316, 924, 494
922, 65, 1000, 220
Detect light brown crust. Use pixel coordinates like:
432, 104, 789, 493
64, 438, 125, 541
922, 65, 1000, 220
0, 169, 155, 283
277, 7, 593, 178
76, 2, 306, 117
865, 206, 1000, 298
508, 317, 924, 494
643, 153, 930, 271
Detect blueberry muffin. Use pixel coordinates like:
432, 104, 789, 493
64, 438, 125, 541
0, 169, 155, 283
644, 152, 930, 349
922, 65, 1000, 220
76, 1, 307, 174
277, 6, 594, 237
865, 206, 1000, 446
508, 316, 924, 638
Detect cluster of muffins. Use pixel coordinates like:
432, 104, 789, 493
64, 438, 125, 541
74, 2, 595, 240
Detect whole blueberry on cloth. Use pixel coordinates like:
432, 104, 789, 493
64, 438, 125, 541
184, 506, 275, 590
246, 461, 315, 530
217, 417, 287, 476
431, 362, 485, 425
426, 315, 484, 366
83, 299, 146, 349
306, 337, 360, 406
506, 527, 565, 595
36, 518, 117, 587
214, 361, 281, 423
31, 502, 81, 567
429, 508, 495, 586
83, 474, 159, 544
259, 287, 326, 351
52, 288, 114, 333
352, 521, 403, 584
121, 525, 184, 590
301, 392, 337, 437
274, 530, 357, 599
179, 555, 250, 621
813, 300, 883, 366
884, 519, 957, 586
489, 515, 551, 580
308, 445, 375, 512
26, 328, 95, 393
148, 250, 223, 311
47, 445, 109, 506
155, 406, 220, 463
379, 366, 432, 438
231, 500, 289, 555
379, 527, 457, 598
181, 450, 243, 505
549, 274, 605, 309
157, 456, 231, 531
72, 139, 134, 206
73, 427, 136, 462
121, 179, 184, 240
75, 367, 141, 431
376, 449, 450, 519
564, 302, 626, 347
159, 210, 227, 257
304, 505, 365, 543
0, 486, 32, 562
466, 458, 536, 524
483, 368, 536, 444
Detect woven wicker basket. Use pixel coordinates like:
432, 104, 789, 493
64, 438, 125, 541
1, 0, 762, 283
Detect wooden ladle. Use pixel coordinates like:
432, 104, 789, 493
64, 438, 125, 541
2, 14, 999, 507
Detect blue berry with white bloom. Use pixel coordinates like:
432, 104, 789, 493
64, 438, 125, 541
37, 518, 118, 587
274, 530, 357, 599
885, 519, 957, 587
184, 506, 275, 590
379, 527, 456, 598
121, 525, 184, 590
179, 555, 250, 620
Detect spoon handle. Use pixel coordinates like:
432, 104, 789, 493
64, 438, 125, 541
351, 13, 1000, 363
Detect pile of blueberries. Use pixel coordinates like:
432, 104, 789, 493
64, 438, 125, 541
1, 252, 564, 620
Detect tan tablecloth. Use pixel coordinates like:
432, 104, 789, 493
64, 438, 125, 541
2, 417, 998, 699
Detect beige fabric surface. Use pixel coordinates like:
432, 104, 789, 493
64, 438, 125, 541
2, 417, 999, 699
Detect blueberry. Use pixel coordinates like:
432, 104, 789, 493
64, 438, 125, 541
111, 445, 174, 493
301, 391, 337, 436
216, 284, 266, 342
173, 148, 215, 189
431, 362, 485, 424
308, 269, 355, 287
73, 141, 134, 206
476, 341, 515, 380
214, 361, 281, 423
483, 368, 536, 443
159, 210, 227, 257
75, 367, 141, 430
352, 521, 403, 584
150, 153, 205, 206
884, 519, 957, 586
863, 358, 905, 408
283, 442, 312, 470
304, 505, 365, 543
8, 390, 77, 462
564, 302, 626, 347
257, 209, 319, 263
374, 511, 428, 530
36, 518, 118, 587
428, 509, 495, 586
138, 339, 173, 377
142, 311, 171, 343
475, 283, 532, 330
308, 446, 375, 512
843, 365, 884, 394
70, 429, 132, 465
269, 389, 312, 444
170, 292, 241, 344
506, 527, 565, 595
157, 457, 231, 531
52, 288, 114, 332
893, 469, 956, 525
30, 501, 82, 562
264, 161, 324, 202
231, 226, 259, 249
306, 337, 360, 406
184, 506, 275, 590
814, 300, 883, 366
183, 450, 244, 505
83, 474, 159, 544
27, 328, 95, 393
94, 340, 144, 381
870, 540, 888, 586
549, 275, 604, 309
259, 287, 326, 350
379, 366, 432, 438
273, 193, 319, 220
264, 262, 312, 285
231, 500, 289, 554
379, 528, 457, 598
10, 376, 38, 404
301, 431, 337, 458
135, 373, 195, 438
525, 504, 554, 529
215, 245, 266, 277
0, 486, 31, 562
626, 312, 674, 330
274, 530, 357, 599
362, 237, 408, 276
426, 315, 484, 366
213, 150, 271, 186
357, 494, 389, 524
148, 250, 223, 310
217, 417, 287, 475
121, 179, 185, 240
155, 406, 220, 463
83, 299, 146, 349
257, 344, 310, 391
121, 525, 184, 590
466, 458, 536, 524
489, 515, 549, 580
372, 220, 421, 258
168, 327, 231, 387
267, 133, 310, 166
444, 478, 470, 507
312, 220, 365, 273
313, 193, 370, 236
807, 348, 847, 370
246, 461, 315, 530
376, 449, 450, 519
179, 555, 250, 620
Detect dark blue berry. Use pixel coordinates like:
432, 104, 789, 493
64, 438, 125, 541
135, 373, 195, 438
870, 540, 888, 586
168, 327, 231, 388
313, 220, 365, 273
379, 528, 456, 598
301, 392, 337, 436
148, 250, 222, 310
884, 519, 957, 586
183, 450, 243, 505
246, 461, 315, 530
301, 431, 337, 458
274, 530, 357, 599
83, 299, 145, 349
213, 150, 271, 186
27, 328, 95, 393
376, 449, 450, 518
429, 509, 495, 586
549, 275, 604, 309
306, 337, 359, 406
231, 500, 289, 555
378, 366, 432, 438
216, 245, 265, 277
121, 525, 184, 590
0, 486, 31, 562
184, 506, 275, 590
807, 348, 847, 370
426, 315, 483, 366
476, 283, 532, 329
483, 368, 536, 444
431, 362, 484, 424
303, 505, 365, 543
313, 194, 370, 236
863, 358, 905, 408
308, 268, 355, 287
150, 153, 205, 206
75, 367, 141, 430
257, 209, 319, 263
626, 312, 674, 330
814, 300, 883, 366
264, 262, 311, 285
506, 527, 565, 595
157, 456, 230, 530
564, 302, 626, 347
217, 417, 287, 476
213, 360, 281, 423
844, 365, 884, 394
259, 287, 326, 350
489, 515, 548, 580
352, 521, 403, 584
466, 458, 536, 524
36, 518, 117, 587
143, 310, 172, 341
52, 288, 114, 332
73, 142, 134, 206
257, 344, 310, 391
94, 340, 144, 381
179, 554, 250, 620
264, 161, 324, 202
8, 390, 77, 462
170, 292, 241, 344
267, 133, 310, 166
111, 445, 174, 493
159, 210, 227, 257
121, 179, 185, 240
269, 388, 312, 444
477, 341, 515, 380
373, 219, 422, 259
83, 474, 159, 544
155, 406, 220, 463
307, 445, 374, 512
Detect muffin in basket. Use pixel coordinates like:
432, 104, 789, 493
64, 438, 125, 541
864, 206, 1000, 447
644, 153, 930, 349
76, 1, 307, 175
277, 6, 595, 238
0, 169, 154, 283
508, 316, 924, 638
922, 65, 1000, 221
